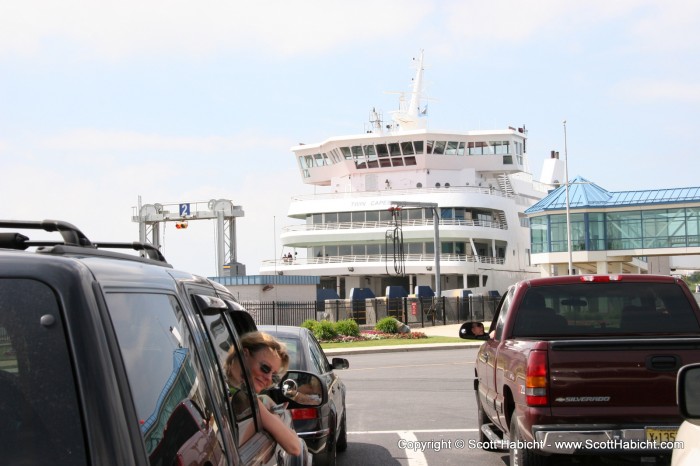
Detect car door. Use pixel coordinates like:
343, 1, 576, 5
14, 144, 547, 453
306, 331, 343, 435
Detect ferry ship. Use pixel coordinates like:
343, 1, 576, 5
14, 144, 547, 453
260, 51, 563, 299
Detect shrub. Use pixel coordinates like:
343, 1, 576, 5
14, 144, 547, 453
301, 319, 318, 332
313, 320, 338, 341
334, 319, 360, 337
375, 317, 399, 334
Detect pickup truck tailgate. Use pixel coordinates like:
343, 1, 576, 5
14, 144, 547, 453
548, 338, 700, 422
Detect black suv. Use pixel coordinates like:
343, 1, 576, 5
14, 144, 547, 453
0, 220, 315, 465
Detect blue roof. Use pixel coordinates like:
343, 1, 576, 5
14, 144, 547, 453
525, 176, 700, 214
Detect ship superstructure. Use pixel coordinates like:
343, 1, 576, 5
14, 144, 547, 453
260, 51, 562, 298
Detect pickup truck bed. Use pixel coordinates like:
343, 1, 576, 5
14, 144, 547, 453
467, 274, 700, 465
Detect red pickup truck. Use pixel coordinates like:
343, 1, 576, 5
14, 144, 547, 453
460, 274, 700, 465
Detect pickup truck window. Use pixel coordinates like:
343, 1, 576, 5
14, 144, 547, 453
494, 287, 514, 340
513, 282, 699, 337
0, 279, 86, 465
106, 292, 227, 463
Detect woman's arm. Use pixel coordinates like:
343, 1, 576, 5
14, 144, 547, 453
257, 398, 302, 456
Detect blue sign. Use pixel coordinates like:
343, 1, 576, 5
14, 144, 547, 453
179, 203, 191, 216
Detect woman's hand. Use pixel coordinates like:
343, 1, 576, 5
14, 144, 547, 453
257, 398, 301, 456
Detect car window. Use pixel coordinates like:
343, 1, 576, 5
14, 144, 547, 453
273, 335, 303, 371
105, 292, 227, 464
494, 287, 514, 340
0, 278, 87, 465
197, 304, 257, 447
307, 332, 332, 374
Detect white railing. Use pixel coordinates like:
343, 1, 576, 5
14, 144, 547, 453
282, 218, 507, 233
290, 185, 510, 202
262, 253, 506, 268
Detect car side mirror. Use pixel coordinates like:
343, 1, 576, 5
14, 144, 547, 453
678, 363, 700, 420
278, 370, 327, 407
332, 357, 349, 370
459, 321, 489, 340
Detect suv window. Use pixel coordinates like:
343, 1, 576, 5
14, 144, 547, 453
197, 304, 257, 446
105, 292, 227, 464
0, 279, 87, 465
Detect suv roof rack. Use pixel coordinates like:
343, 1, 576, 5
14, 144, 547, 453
0, 219, 170, 266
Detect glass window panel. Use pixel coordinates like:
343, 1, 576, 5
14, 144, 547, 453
432, 141, 446, 154
441, 242, 454, 253
376, 144, 389, 157
363, 145, 376, 157
325, 245, 338, 256
457, 141, 465, 155
445, 141, 459, 155
425, 242, 434, 254
379, 210, 392, 222
365, 211, 379, 222
340, 147, 352, 159
400, 141, 415, 155
338, 212, 351, 223
413, 140, 424, 153
366, 244, 380, 255
391, 158, 404, 167
352, 244, 366, 255
351, 211, 365, 223
407, 209, 423, 220
380, 158, 392, 167
426, 141, 435, 154
407, 243, 423, 254
338, 245, 351, 256
324, 212, 337, 223
388, 143, 401, 156
312, 213, 322, 224
404, 156, 417, 165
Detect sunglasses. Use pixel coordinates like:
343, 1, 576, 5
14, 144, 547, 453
258, 361, 282, 384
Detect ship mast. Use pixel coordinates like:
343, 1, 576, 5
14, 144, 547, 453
391, 49, 427, 130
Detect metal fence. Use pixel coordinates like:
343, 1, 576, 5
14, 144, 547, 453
241, 295, 500, 328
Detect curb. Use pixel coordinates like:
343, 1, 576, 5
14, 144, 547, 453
324, 341, 482, 356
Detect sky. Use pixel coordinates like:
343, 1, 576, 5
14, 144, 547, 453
2, 0, 699, 277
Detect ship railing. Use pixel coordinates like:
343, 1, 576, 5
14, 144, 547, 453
262, 253, 506, 267
290, 185, 512, 201
281, 218, 507, 233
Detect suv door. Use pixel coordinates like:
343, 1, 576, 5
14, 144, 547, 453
190, 291, 281, 466
104, 290, 231, 465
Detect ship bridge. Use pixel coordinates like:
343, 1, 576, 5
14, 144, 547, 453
525, 176, 700, 275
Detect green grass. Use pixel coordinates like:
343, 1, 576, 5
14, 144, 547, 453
320, 335, 465, 349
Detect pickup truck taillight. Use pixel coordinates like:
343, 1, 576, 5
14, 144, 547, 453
526, 350, 548, 406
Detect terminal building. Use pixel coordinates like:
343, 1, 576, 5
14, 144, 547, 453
525, 176, 700, 277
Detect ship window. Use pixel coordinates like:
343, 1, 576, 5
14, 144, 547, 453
366, 244, 380, 255
326, 245, 338, 256
400, 141, 414, 155
414, 140, 424, 153
432, 141, 446, 154
407, 243, 422, 254
404, 156, 416, 165
376, 144, 389, 157
312, 213, 322, 224
503, 155, 513, 164
445, 141, 459, 155
352, 244, 366, 255
425, 242, 434, 254
325, 213, 338, 223
455, 242, 466, 255
351, 212, 365, 223
367, 160, 379, 168
457, 142, 465, 155
407, 209, 422, 220
351, 146, 364, 161
442, 242, 454, 253
338, 245, 351, 256
366, 211, 379, 222
426, 140, 434, 154
338, 212, 351, 223
303, 155, 313, 168
379, 210, 392, 222
388, 143, 401, 156
340, 147, 352, 159
391, 158, 404, 167
380, 158, 392, 167
364, 145, 377, 157
323, 153, 330, 165
441, 209, 453, 219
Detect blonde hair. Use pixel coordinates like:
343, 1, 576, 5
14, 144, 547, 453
237, 331, 290, 379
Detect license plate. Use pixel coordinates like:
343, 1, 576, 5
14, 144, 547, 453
645, 427, 678, 444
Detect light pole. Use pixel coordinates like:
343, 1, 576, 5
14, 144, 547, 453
563, 120, 573, 275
